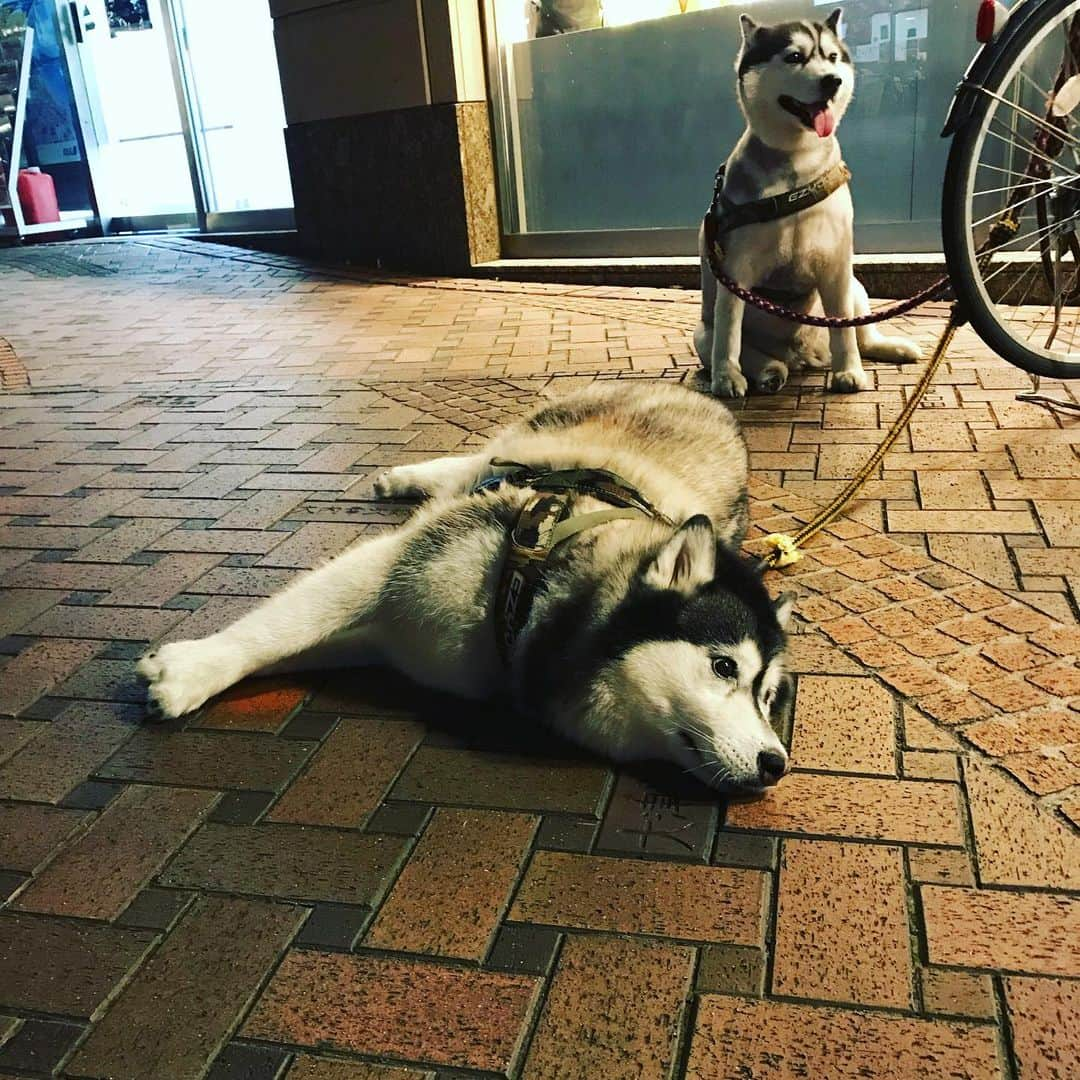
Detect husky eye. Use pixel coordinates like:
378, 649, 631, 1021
828, 52, 839, 63
712, 656, 737, 680
784, 51, 804, 64
762, 686, 777, 708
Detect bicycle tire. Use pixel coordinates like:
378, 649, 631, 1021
942, 0, 1080, 380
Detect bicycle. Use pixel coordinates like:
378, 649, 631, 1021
943, 0, 1080, 386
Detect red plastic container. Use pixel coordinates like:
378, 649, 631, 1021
16, 168, 60, 225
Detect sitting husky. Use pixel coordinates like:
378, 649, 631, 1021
695, 9, 920, 397
139, 383, 792, 793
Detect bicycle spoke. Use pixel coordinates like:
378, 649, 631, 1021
972, 82, 1080, 148
985, 118, 1080, 179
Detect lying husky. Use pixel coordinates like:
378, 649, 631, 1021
695, 8, 920, 397
139, 383, 792, 793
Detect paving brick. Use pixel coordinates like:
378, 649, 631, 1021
725, 771, 965, 845
206, 1041, 293, 1080
696, 944, 765, 996
0, 1018, 84, 1075
0, 913, 154, 1017
981, 636, 1054, 673
684, 997, 1001, 1080
160, 823, 407, 905
510, 851, 764, 944
921, 968, 997, 1020
922, 885, 1080, 977
98, 729, 314, 790
145, 528, 289, 554
13, 784, 217, 919
1003, 976, 1079, 1080
521, 935, 693, 1080
256, 523, 365, 569
287, 1057, 434, 1080
964, 757, 1080, 890
366, 808, 537, 960
242, 950, 540, 1074
594, 772, 719, 862
1002, 748, 1080, 794
195, 678, 309, 733
0, 588, 62, 638
52, 656, 146, 703
908, 846, 975, 887
391, 746, 609, 816
0, 637, 102, 715
917, 691, 994, 727
73, 517, 178, 563
116, 886, 195, 932
1026, 660, 1080, 697
105, 552, 223, 607
486, 924, 561, 976
66, 896, 305, 1080
773, 839, 911, 1008
972, 676, 1052, 713
790, 675, 897, 775
902, 750, 960, 781
269, 718, 423, 827
0, 717, 38, 764
965, 710, 1080, 756
20, 603, 186, 641
0, 803, 86, 871
0, 703, 134, 802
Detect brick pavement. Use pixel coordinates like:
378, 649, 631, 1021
0, 237, 1077, 1079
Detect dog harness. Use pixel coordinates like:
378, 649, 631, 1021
479, 464, 674, 664
703, 159, 851, 262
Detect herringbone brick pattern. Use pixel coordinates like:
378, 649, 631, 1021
0, 238, 1076, 1079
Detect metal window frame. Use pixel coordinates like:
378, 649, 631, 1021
479, 1, 944, 261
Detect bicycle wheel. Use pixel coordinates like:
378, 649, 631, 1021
943, 0, 1080, 379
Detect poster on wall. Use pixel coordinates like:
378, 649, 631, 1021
106, 0, 152, 33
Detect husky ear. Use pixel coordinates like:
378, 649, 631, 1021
645, 515, 716, 595
774, 591, 796, 628
825, 8, 843, 34
739, 13, 758, 41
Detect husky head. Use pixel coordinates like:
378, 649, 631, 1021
585, 516, 793, 793
736, 9, 854, 150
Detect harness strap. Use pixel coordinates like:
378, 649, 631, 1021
490, 465, 667, 665
708, 159, 851, 236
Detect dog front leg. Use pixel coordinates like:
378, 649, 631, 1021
819, 272, 870, 393
374, 453, 490, 500
138, 531, 404, 717
710, 284, 748, 399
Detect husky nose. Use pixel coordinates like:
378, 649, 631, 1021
820, 74, 842, 98
757, 749, 788, 786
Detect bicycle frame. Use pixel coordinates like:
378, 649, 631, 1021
942, 0, 1046, 135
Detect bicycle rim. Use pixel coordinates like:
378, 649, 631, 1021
946, 0, 1080, 379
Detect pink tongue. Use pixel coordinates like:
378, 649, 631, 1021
812, 105, 835, 138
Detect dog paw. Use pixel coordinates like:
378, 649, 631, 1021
753, 361, 788, 395
137, 639, 235, 719
711, 369, 749, 399
373, 466, 426, 500
867, 337, 923, 365
830, 369, 872, 393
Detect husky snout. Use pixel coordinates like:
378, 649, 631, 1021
820, 73, 842, 98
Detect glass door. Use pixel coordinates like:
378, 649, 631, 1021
54, 0, 292, 234
170, 0, 293, 229
59, 0, 198, 229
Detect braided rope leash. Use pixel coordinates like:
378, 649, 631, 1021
758, 306, 963, 569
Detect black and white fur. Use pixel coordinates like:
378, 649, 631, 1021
695, 9, 921, 397
139, 383, 792, 793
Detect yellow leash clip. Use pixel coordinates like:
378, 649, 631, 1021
762, 533, 803, 568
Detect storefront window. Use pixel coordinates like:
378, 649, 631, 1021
486, 0, 970, 254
